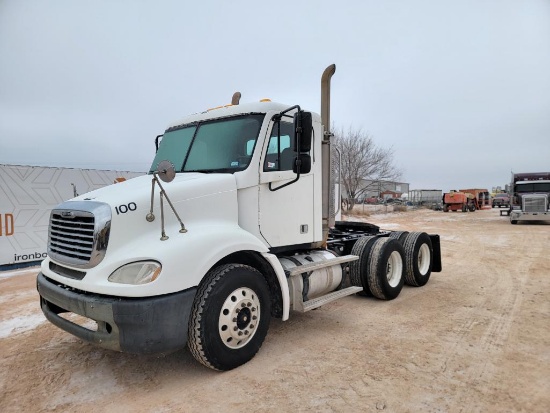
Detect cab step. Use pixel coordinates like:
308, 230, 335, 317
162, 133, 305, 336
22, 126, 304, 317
300, 286, 363, 312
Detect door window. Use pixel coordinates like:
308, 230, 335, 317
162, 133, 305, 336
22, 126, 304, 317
263, 121, 296, 171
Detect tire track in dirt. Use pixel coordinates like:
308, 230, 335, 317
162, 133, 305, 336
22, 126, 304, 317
439, 217, 534, 413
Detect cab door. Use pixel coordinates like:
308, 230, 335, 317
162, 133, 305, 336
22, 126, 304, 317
258, 119, 314, 248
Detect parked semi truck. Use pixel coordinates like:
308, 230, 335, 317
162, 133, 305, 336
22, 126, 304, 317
37, 65, 442, 370
509, 172, 550, 224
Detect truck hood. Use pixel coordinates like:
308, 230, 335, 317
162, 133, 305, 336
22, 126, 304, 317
71, 173, 237, 206
42, 172, 263, 297
65, 172, 240, 247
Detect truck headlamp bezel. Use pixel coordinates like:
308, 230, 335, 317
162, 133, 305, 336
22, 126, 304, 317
108, 261, 162, 285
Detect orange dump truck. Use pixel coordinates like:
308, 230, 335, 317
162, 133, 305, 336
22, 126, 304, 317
443, 191, 478, 212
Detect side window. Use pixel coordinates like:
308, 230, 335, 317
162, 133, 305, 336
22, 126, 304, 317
246, 140, 255, 156
263, 121, 296, 171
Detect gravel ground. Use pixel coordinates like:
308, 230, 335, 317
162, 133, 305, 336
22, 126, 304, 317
1, 208, 548, 413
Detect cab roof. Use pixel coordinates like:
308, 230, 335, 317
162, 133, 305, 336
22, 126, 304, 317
166, 101, 319, 131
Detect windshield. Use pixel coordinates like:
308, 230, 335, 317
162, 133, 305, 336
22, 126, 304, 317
515, 183, 550, 193
150, 114, 265, 174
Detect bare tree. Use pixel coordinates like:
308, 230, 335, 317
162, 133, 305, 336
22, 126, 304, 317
333, 125, 402, 211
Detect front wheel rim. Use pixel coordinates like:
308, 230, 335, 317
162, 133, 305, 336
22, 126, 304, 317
218, 287, 260, 349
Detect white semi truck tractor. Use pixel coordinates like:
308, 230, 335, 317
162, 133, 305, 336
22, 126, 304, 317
37, 65, 442, 370
509, 172, 550, 224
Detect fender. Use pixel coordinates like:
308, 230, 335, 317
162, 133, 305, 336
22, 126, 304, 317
261, 252, 290, 321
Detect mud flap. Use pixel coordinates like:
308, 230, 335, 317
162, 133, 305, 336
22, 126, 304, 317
429, 234, 442, 272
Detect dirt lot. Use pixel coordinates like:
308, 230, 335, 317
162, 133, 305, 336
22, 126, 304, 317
1, 208, 549, 413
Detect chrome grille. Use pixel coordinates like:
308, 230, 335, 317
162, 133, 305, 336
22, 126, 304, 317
523, 195, 547, 213
47, 201, 112, 269
49, 212, 95, 263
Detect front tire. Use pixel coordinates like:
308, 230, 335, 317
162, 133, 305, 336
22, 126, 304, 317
188, 264, 271, 371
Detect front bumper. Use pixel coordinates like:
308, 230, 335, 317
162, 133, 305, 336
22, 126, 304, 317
37, 272, 196, 355
510, 211, 550, 222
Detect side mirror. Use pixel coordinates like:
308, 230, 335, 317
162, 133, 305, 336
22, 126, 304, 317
292, 154, 311, 174
293, 111, 312, 152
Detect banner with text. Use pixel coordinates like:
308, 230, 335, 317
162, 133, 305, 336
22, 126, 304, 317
0, 165, 142, 268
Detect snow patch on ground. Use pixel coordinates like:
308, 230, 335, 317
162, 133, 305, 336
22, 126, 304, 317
47, 364, 122, 409
0, 289, 35, 305
0, 266, 40, 280
0, 307, 46, 339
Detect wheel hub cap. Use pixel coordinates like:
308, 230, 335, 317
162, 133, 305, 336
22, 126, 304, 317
386, 250, 403, 287
218, 287, 260, 349
418, 243, 431, 275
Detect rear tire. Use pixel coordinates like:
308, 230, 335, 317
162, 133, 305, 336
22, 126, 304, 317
403, 232, 433, 287
188, 264, 271, 371
389, 231, 409, 244
366, 238, 405, 300
350, 236, 378, 295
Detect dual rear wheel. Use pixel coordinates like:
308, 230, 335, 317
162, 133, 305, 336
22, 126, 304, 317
350, 231, 433, 299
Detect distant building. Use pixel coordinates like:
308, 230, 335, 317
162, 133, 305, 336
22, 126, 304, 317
343, 179, 410, 202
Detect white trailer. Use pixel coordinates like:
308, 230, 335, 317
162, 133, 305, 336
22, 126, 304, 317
408, 189, 443, 205
37, 65, 442, 370
0, 165, 141, 269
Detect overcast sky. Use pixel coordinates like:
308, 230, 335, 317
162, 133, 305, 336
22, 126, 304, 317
1, 0, 549, 192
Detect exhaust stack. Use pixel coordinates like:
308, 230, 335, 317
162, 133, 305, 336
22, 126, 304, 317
321, 64, 336, 243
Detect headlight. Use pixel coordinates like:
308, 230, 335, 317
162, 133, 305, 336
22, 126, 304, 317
108, 261, 162, 285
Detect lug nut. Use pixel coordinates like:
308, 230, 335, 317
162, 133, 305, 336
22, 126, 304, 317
233, 326, 238, 331
250, 324, 254, 329
247, 302, 251, 307
233, 317, 237, 322
244, 330, 249, 335
238, 331, 243, 336
252, 316, 257, 320
241, 303, 246, 308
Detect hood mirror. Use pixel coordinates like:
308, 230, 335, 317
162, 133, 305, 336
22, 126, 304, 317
157, 160, 175, 183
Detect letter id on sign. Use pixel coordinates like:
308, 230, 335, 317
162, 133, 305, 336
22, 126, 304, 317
0, 213, 14, 236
